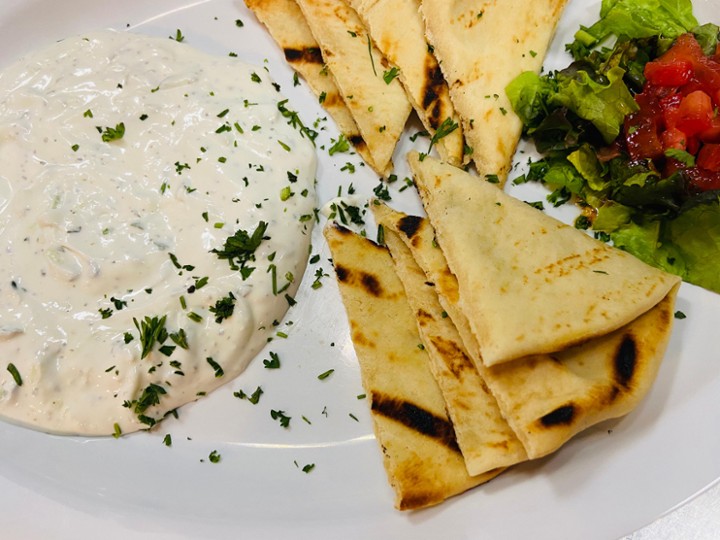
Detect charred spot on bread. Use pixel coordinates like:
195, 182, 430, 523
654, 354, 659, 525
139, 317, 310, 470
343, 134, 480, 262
283, 46, 323, 64
540, 404, 575, 427
398, 215, 423, 239
334, 264, 349, 282
372, 391, 461, 454
361, 272, 383, 296
614, 335, 637, 388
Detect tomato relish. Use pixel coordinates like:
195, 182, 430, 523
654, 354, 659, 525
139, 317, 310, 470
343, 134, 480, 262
624, 33, 720, 190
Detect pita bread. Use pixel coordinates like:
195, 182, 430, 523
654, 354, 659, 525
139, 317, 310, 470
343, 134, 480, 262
245, 0, 380, 172
324, 223, 502, 509
420, 0, 568, 184
484, 285, 679, 458
296, 0, 412, 176
377, 201, 680, 459
409, 152, 681, 367
347, 0, 465, 165
373, 203, 527, 475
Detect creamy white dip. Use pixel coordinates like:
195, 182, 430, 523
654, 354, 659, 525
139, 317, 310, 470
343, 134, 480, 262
0, 30, 317, 435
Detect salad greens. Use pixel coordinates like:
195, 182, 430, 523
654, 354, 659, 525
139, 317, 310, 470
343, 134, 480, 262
506, 0, 720, 293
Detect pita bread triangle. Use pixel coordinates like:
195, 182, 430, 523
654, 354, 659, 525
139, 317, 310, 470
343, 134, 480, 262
295, 0, 412, 176
408, 152, 681, 367
324, 223, 502, 510
420, 0, 569, 185
347, 0, 465, 166
245, 0, 381, 173
373, 202, 527, 475
373, 199, 680, 459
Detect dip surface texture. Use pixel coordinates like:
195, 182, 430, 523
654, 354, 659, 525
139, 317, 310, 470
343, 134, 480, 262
0, 30, 317, 435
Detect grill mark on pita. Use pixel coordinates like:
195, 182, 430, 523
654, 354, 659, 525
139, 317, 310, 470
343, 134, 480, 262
361, 272, 383, 296
398, 215, 423, 239
422, 64, 446, 128
372, 391, 461, 454
429, 335, 474, 380
540, 404, 576, 427
283, 46, 323, 64
333, 263, 385, 297
614, 335, 637, 388
349, 134, 365, 149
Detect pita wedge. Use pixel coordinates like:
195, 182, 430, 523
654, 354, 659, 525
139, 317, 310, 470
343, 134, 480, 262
296, 0, 412, 176
347, 0, 465, 165
373, 203, 527, 475
324, 223, 502, 509
375, 202, 680, 459
409, 152, 681, 367
245, 0, 379, 171
421, 0, 568, 184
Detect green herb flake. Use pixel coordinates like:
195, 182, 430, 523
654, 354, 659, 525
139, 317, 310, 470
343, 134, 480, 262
383, 66, 400, 84
271, 409, 291, 428
7, 363, 22, 386
317, 369, 335, 380
263, 351, 281, 369
206, 357, 224, 378
100, 122, 126, 142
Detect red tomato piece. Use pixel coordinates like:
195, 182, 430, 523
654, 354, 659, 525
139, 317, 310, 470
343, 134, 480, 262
696, 143, 720, 171
662, 127, 687, 150
645, 59, 693, 86
675, 90, 713, 136
699, 115, 720, 143
685, 167, 720, 191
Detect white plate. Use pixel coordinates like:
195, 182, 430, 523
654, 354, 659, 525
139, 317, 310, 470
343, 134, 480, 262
1, 1, 719, 539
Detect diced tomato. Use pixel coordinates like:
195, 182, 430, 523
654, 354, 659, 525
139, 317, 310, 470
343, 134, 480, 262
699, 115, 720, 143
625, 112, 663, 160
674, 90, 713, 136
644, 59, 693, 87
684, 167, 720, 191
696, 143, 720, 171
662, 127, 687, 150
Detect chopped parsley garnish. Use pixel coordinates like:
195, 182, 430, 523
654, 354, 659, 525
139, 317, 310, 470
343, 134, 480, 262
301, 463, 315, 473
170, 29, 185, 42
100, 122, 126, 142
210, 221, 268, 279
317, 369, 334, 380
6, 363, 22, 386
271, 409, 291, 428
132, 315, 168, 359
131, 383, 167, 417
98, 307, 113, 319
209, 292, 236, 323
277, 99, 318, 144
328, 134, 350, 155
674, 310, 687, 319
206, 357, 224, 378
162, 434, 172, 447
383, 66, 400, 84
427, 117, 459, 155
234, 386, 263, 404
112, 423, 122, 439
263, 351, 280, 369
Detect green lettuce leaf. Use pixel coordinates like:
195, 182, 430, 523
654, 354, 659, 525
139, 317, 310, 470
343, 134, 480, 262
551, 66, 639, 143
611, 201, 720, 293
572, 0, 698, 53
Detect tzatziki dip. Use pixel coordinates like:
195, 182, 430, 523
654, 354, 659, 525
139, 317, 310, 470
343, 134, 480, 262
0, 30, 317, 435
